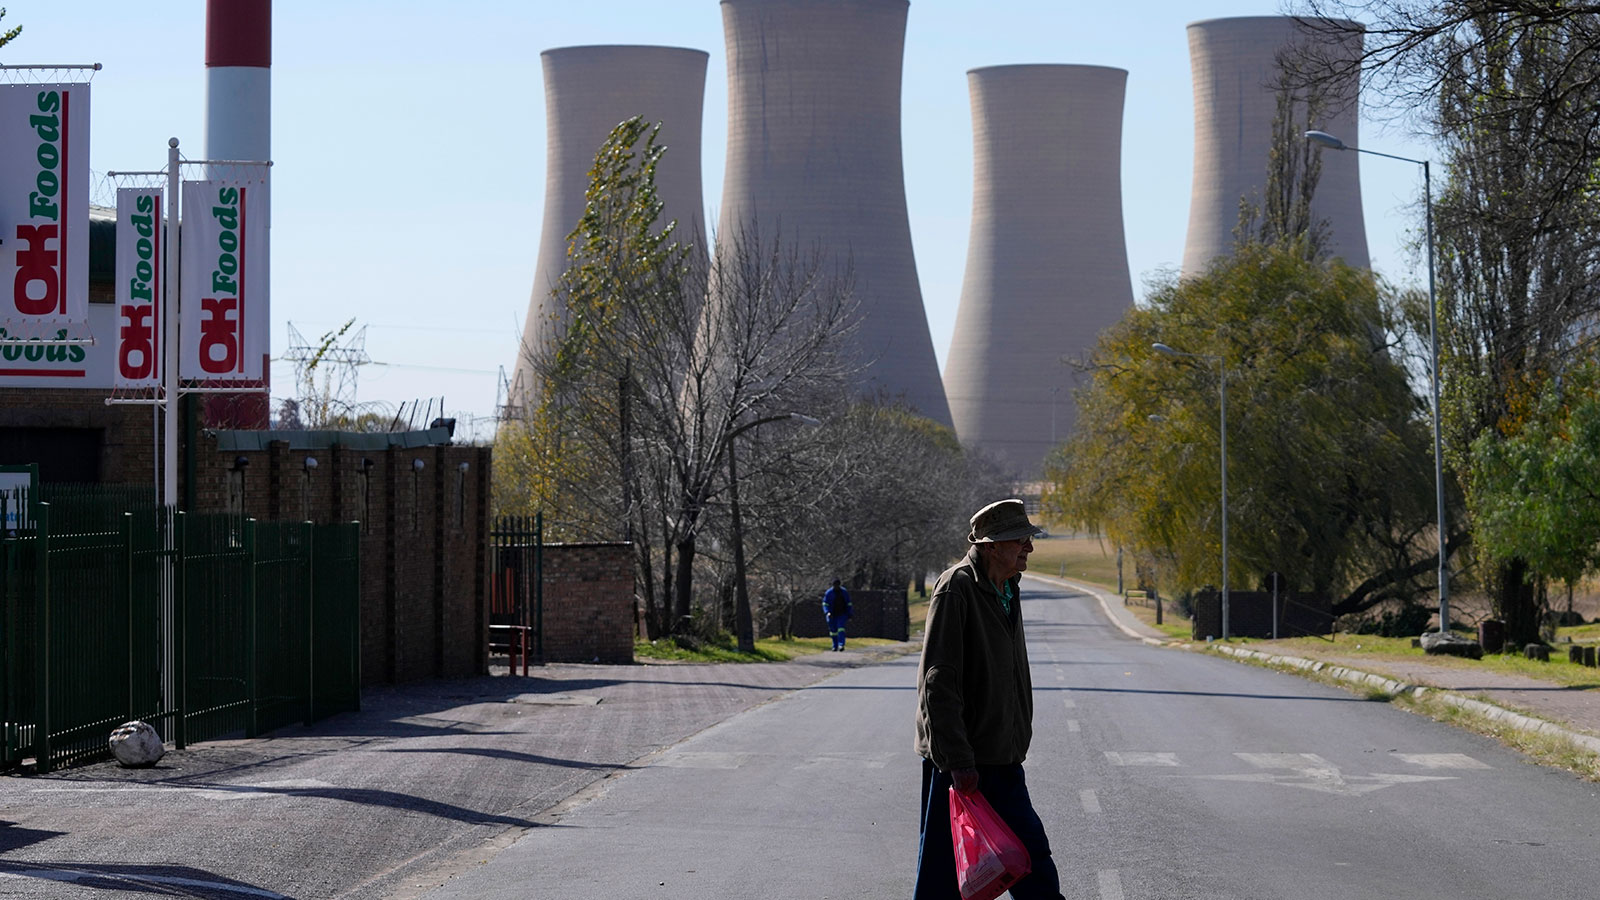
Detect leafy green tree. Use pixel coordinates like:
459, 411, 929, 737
1430, 13, 1600, 644
1042, 240, 1440, 615
1294, 1, 1600, 644
0, 9, 20, 51
1470, 361, 1600, 591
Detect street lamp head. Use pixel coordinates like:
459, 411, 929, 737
1147, 414, 1167, 423
1152, 342, 1182, 357
1305, 130, 1347, 151
788, 413, 823, 427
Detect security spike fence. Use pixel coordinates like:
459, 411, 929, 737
0, 484, 360, 773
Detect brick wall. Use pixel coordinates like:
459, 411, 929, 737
187, 432, 491, 685
539, 543, 635, 664
0, 389, 158, 484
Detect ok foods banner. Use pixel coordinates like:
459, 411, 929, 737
180, 178, 267, 382
0, 83, 90, 329
114, 188, 163, 389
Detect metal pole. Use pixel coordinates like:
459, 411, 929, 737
1220, 364, 1229, 642
729, 441, 754, 653
534, 512, 544, 665
1423, 159, 1449, 634
1272, 572, 1280, 640
163, 139, 180, 508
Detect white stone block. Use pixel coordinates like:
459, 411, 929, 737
108, 720, 165, 768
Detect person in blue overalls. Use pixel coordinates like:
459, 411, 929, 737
823, 578, 852, 651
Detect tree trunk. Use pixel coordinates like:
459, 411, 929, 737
673, 535, 696, 632
657, 535, 674, 639
1494, 557, 1543, 648
636, 537, 659, 641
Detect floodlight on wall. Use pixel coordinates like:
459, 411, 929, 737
359, 457, 375, 471
412, 459, 425, 471
304, 457, 318, 470
232, 456, 250, 471
458, 462, 469, 473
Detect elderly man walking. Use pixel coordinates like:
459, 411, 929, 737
913, 498, 1064, 900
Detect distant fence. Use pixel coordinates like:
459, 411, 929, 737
776, 589, 909, 643
0, 485, 360, 772
1191, 589, 1332, 640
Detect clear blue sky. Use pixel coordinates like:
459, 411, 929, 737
12, 1, 1433, 440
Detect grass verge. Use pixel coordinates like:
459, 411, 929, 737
1027, 535, 1121, 590
634, 634, 905, 663
1397, 690, 1600, 781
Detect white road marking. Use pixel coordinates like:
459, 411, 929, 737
1392, 752, 1491, 770
653, 751, 747, 769
0, 868, 288, 898
1238, 752, 1332, 770
1079, 789, 1101, 814
1207, 753, 1457, 795
1104, 751, 1180, 767
508, 693, 601, 706
1098, 868, 1126, 900
1067, 719, 1080, 733
794, 752, 893, 769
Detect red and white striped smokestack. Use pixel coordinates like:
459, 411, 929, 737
204, 0, 270, 162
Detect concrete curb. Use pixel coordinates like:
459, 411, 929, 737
1208, 643, 1600, 756
1027, 572, 1600, 759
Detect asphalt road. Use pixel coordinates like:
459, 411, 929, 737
421, 577, 1600, 899
5, 577, 1600, 899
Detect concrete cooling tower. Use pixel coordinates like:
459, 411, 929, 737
508, 45, 709, 412
717, 0, 952, 427
944, 65, 1135, 479
1183, 16, 1367, 276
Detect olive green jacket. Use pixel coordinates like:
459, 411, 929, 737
914, 545, 1035, 772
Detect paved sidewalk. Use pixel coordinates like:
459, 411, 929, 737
1028, 571, 1600, 750
0, 642, 916, 900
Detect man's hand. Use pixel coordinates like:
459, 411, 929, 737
951, 767, 979, 793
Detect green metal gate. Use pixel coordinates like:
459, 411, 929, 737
0, 488, 361, 772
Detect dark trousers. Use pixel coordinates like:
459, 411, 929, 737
827, 615, 849, 648
914, 759, 1064, 900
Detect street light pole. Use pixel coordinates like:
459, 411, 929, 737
727, 411, 823, 653
1153, 342, 1229, 640
1306, 130, 1449, 633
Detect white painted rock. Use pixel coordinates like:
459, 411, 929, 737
108, 720, 165, 767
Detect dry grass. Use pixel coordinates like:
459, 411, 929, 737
1026, 534, 1123, 589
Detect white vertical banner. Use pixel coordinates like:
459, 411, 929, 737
180, 178, 267, 382
114, 187, 163, 389
0, 82, 91, 329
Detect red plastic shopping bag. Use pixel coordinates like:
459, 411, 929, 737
948, 786, 1032, 900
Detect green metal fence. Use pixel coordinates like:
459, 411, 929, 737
0, 486, 361, 772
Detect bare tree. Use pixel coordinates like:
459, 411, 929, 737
503, 117, 861, 638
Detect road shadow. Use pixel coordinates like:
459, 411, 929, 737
174, 782, 539, 828
0, 860, 288, 899
0, 822, 64, 853
380, 745, 623, 770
